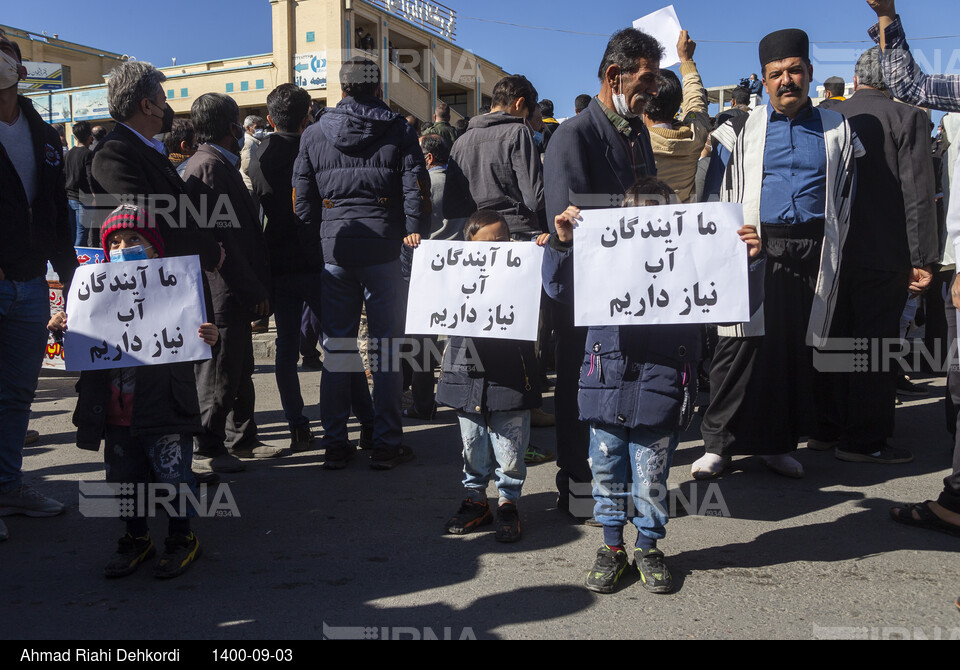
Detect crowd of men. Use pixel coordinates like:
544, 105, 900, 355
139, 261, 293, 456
1, 0, 958, 590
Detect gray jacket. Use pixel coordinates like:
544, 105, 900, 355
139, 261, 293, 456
445, 112, 545, 237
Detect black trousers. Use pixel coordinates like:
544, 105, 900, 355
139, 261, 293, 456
813, 266, 910, 453
550, 298, 591, 495
940, 279, 960, 513
194, 308, 257, 456
701, 221, 823, 456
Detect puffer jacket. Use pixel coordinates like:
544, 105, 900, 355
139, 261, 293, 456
542, 235, 701, 432
293, 96, 430, 268
436, 336, 541, 414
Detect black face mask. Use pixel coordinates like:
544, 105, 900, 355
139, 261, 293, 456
151, 101, 175, 134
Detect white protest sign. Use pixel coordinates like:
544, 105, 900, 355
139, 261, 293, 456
64, 256, 211, 371
633, 5, 683, 68
406, 240, 545, 341
573, 203, 750, 327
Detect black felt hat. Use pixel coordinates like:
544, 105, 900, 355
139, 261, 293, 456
759, 29, 810, 68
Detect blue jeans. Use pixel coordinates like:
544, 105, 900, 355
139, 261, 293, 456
459, 410, 529, 504
589, 424, 679, 550
320, 260, 404, 450
0, 277, 51, 490
68, 199, 88, 247
273, 273, 374, 431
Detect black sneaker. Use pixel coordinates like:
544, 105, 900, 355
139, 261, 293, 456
290, 426, 316, 452
323, 444, 357, 470
104, 533, 156, 578
495, 502, 521, 543
358, 424, 374, 451
154, 532, 201, 579
445, 499, 493, 535
584, 545, 628, 594
896, 375, 927, 397
370, 445, 415, 470
635, 548, 673, 594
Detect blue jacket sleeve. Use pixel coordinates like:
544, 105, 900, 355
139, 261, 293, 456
541, 235, 574, 305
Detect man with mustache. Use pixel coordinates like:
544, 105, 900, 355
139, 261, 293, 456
691, 29, 864, 480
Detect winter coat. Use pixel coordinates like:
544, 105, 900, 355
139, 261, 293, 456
436, 336, 541, 414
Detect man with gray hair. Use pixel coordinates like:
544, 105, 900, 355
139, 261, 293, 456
91, 60, 221, 266
239, 114, 265, 196
811, 46, 938, 463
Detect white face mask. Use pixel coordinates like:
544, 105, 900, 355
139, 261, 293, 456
612, 72, 638, 119
0, 52, 20, 90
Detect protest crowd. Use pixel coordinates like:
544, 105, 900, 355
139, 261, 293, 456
2, 0, 960, 596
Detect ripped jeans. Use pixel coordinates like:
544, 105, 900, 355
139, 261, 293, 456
589, 424, 679, 550
103, 427, 197, 532
458, 410, 529, 504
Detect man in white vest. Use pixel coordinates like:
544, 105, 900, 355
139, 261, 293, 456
691, 29, 863, 480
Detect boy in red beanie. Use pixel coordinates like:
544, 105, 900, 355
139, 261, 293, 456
49, 204, 219, 579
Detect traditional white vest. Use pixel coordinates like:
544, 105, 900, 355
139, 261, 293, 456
713, 105, 864, 346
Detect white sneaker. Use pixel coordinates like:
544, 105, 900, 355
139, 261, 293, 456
691, 453, 730, 480
760, 454, 805, 479
0, 484, 65, 517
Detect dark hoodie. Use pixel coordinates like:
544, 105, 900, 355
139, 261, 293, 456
293, 96, 430, 268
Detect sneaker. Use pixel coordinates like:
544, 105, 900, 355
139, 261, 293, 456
524, 444, 554, 464
323, 444, 357, 470
358, 424, 374, 451
24, 430, 39, 446
0, 484, 65, 517
193, 453, 246, 474
301, 355, 323, 371
635, 548, 673, 594
0, 518, 7, 541
495, 502, 521, 542
370, 445, 415, 471
290, 427, 316, 452
836, 445, 914, 464
154, 532, 202, 579
251, 319, 269, 334
530, 408, 556, 428
445, 498, 492, 534
233, 442, 284, 459
896, 375, 927, 397
584, 545, 628, 594
104, 533, 156, 578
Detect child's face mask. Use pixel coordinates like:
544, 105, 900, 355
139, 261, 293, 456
109, 245, 151, 263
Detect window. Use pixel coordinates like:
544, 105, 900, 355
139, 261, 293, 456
255, 80, 264, 90
167, 89, 175, 99
226, 83, 234, 93
240, 81, 249, 91
306, 31, 315, 43
180, 88, 188, 98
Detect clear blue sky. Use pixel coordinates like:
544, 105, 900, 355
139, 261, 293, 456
4, 0, 954, 119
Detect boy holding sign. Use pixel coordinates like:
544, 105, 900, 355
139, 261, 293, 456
543, 179, 760, 594
48, 205, 219, 579
437, 211, 548, 542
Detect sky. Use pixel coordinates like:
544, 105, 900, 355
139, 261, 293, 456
4, 0, 955, 120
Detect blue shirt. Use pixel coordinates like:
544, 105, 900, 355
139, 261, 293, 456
760, 102, 827, 224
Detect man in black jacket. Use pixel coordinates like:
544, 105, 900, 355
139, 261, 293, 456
813, 47, 938, 463
0, 29, 79, 538
249, 84, 375, 452
182, 93, 276, 469
65, 120, 95, 246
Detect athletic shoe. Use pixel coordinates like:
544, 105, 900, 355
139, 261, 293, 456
0, 484, 65, 517
836, 445, 914, 464
233, 442, 284, 459
495, 502, 521, 542
635, 548, 673, 594
370, 445, 415, 470
154, 532, 201, 579
104, 533, 156, 578
193, 453, 245, 473
24, 430, 39, 446
584, 545, 628, 594
445, 499, 492, 535
290, 427, 316, 452
524, 444, 554, 464
530, 408, 555, 428
323, 444, 357, 470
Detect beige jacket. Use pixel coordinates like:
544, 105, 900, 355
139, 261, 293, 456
648, 61, 711, 203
